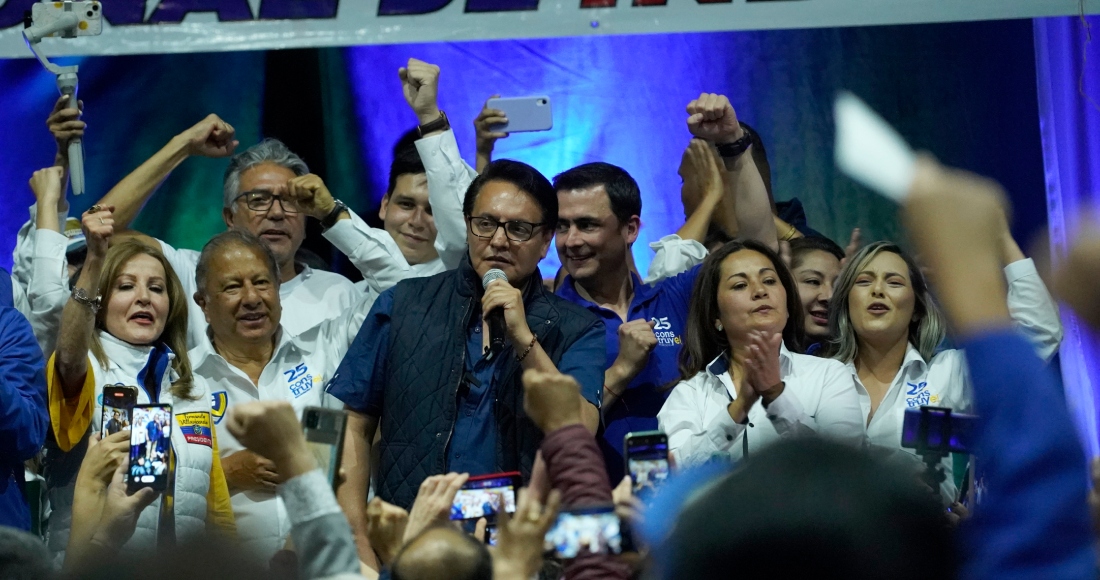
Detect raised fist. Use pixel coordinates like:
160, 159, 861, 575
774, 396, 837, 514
178, 114, 238, 158
398, 58, 442, 125
686, 93, 744, 144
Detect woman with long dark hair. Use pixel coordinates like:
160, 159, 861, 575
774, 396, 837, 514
657, 240, 864, 468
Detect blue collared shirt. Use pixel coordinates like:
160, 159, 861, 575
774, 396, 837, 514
557, 265, 700, 480
0, 303, 48, 530
448, 315, 502, 476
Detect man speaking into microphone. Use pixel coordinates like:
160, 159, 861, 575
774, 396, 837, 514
327, 159, 605, 561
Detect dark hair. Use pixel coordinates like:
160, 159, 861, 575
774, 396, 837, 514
789, 235, 845, 269
391, 526, 493, 580
0, 526, 52, 580
667, 439, 954, 580
196, 230, 281, 297
678, 239, 805, 382
704, 225, 733, 252
388, 132, 426, 196
463, 159, 558, 226
552, 162, 641, 226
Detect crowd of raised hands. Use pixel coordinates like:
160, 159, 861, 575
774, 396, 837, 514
3, 53, 1100, 580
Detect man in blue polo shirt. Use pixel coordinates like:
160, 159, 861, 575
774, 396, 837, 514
553, 94, 775, 481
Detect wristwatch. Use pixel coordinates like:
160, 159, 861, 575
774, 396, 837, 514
320, 199, 349, 230
71, 287, 100, 313
417, 110, 450, 138
716, 123, 754, 159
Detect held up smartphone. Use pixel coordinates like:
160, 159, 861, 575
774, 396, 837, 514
544, 504, 623, 559
450, 472, 521, 521
101, 385, 138, 439
301, 407, 347, 488
624, 430, 670, 499
900, 406, 978, 455
30, 1, 103, 37
486, 96, 553, 133
127, 404, 172, 493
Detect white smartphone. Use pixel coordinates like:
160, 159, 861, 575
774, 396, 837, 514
31, 1, 103, 38
487, 96, 553, 133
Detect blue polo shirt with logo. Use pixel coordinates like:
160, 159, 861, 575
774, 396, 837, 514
557, 265, 700, 482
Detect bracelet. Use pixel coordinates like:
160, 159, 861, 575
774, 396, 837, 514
516, 335, 537, 362
70, 287, 100, 314
780, 223, 798, 241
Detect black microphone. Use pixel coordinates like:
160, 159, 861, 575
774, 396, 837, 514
482, 268, 508, 356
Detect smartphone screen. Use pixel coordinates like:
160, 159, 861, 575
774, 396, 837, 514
128, 404, 172, 492
301, 407, 347, 488
544, 505, 623, 559
450, 472, 520, 520
625, 431, 670, 499
101, 385, 137, 439
900, 407, 977, 454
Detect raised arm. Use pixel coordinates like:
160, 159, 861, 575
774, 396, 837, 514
402, 58, 476, 271
686, 94, 777, 251
903, 157, 1094, 579
473, 95, 508, 173
18, 168, 73, 356
95, 115, 237, 229
55, 207, 114, 398
996, 217, 1063, 361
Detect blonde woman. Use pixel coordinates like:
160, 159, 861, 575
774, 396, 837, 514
46, 205, 233, 560
825, 236, 1062, 501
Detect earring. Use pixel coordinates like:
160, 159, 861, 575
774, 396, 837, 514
715, 321, 724, 332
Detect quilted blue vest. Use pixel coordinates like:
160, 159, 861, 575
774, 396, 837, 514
376, 256, 601, 509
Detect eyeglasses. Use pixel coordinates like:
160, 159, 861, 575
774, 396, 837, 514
467, 216, 545, 242
234, 190, 300, 214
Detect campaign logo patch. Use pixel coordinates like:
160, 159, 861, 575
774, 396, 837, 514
210, 391, 228, 424
284, 364, 315, 399
651, 316, 682, 347
905, 382, 931, 408
176, 412, 213, 447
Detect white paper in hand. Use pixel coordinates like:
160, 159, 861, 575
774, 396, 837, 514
834, 92, 916, 203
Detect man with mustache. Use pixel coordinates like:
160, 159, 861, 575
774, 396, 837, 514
327, 159, 605, 566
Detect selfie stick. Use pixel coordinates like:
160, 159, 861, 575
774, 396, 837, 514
24, 9, 86, 195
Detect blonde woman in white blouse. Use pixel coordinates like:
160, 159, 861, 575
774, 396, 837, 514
824, 236, 1062, 502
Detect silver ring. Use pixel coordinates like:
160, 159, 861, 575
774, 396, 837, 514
99, 218, 104, 225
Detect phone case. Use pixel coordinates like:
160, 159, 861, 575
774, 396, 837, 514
31, 1, 103, 37
487, 97, 553, 133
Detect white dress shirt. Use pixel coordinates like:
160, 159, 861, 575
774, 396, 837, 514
190, 290, 372, 562
320, 129, 470, 300
643, 234, 708, 284
850, 258, 1063, 502
11, 203, 73, 356
658, 343, 865, 468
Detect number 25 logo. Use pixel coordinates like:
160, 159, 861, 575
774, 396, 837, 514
651, 317, 671, 331
284, 363, 308, 383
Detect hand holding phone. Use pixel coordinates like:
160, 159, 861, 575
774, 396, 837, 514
485, 96, 553, 133
450, 472, 521, 521
127, 404, 172, 493
544, 505, 623, 559
624, 431, 670, 500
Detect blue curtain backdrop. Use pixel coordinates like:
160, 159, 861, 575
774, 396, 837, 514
0, 19, 1046, 283
345, 20, 1048, 278
1035, 15, 1100, 458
